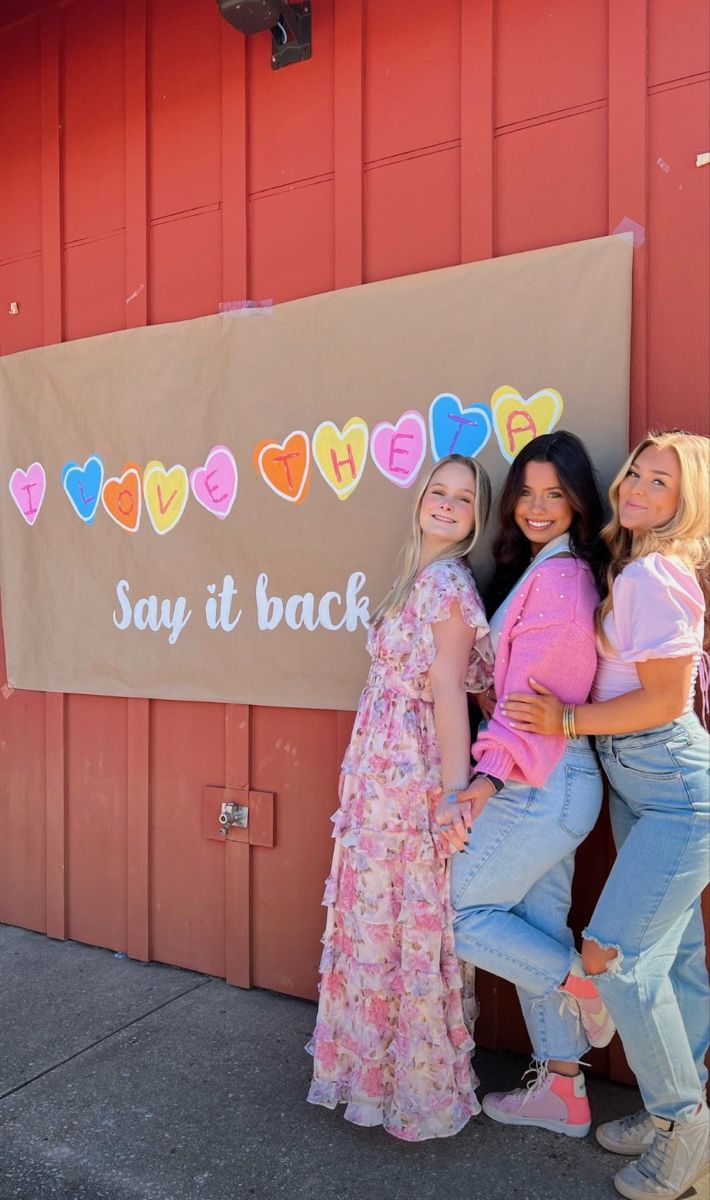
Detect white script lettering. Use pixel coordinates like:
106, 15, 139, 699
113, 579, 192, 645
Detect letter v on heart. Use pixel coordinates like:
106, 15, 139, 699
143, 461, 189, 534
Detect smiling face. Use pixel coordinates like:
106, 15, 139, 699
419, 461, 477, 552
617, 445, 681, 532
514, 460, 574, 554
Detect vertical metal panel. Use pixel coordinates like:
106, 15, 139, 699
647, 80, 710, 435
148, 700, 226, 977
495, 0, 608, 127
460, 0, 494, 264
0, 604, 46, 933
648, 0, 710, 87
0, 17, 42, 262
333, 0, 364, 289
495, 109, 608, 256
61, 0, 126, 244
66, 694, 128, 950
608, 0, 649, 444
363, 0, 461, 162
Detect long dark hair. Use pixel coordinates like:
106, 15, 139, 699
486, 430, 607, 615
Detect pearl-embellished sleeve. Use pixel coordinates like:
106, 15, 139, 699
474, 559, 599, 787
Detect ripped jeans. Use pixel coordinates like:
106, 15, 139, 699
451, 740, 603, 1063
588, 715, 710, 1123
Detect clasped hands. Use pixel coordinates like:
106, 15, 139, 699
435, 776, 497, 852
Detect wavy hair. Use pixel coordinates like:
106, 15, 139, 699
370, 453, 491, 626
597, 429, 710, 647
486, 430, 607, 615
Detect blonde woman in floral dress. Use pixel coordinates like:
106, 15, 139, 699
307, 453, 494, 1141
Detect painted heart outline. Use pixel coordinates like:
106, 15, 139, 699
9, 462, 46, 526
62, 455, 104, 524
143, 460, 189, 535
255, 431, 311, 504
491, 386, 564, 462
101, 464, 142, 533
189, 445, 238, 520
370, 410, 427, 488
312, 417, 369, 500
428, 393, 493, 462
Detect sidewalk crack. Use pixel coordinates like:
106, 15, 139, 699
0, 977, 214, 1103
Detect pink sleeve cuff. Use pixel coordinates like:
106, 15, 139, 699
474, 747, 516, 783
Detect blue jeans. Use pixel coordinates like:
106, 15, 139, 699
451, 741, 603, 1062
587, 714, 710, 1123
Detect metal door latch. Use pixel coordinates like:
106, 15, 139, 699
219, 802, 249, 834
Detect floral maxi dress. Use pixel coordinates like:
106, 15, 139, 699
307, 559, 494, 1141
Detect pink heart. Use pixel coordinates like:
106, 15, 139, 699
189, 445, 238, 519
9, 462, 46, 525
370, 410, 427, 488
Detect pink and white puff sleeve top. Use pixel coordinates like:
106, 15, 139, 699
592, 553, 706, 713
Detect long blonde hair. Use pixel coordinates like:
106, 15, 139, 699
596, 430, 710, 647
370, 453, 491, 626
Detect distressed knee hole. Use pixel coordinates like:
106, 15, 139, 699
581, 934, 623, 976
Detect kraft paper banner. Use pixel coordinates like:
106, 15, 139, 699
0, 234, 632, 709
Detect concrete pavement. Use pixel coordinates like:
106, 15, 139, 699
1, 924, 707, 1200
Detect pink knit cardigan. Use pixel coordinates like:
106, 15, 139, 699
474, 557, 599, 788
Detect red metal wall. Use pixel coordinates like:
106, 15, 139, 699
0, 0, 708, 1080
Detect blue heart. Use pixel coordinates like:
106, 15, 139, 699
428, 394, 492, 462
62, 455, 104, 524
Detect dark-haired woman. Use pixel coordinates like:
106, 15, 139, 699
439, 430, 612, 1138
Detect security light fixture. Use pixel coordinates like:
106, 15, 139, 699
216, 0, 311, 69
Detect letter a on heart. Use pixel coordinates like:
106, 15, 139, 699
491, 386, 563, 462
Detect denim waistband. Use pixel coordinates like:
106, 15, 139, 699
595, 712, 704, 751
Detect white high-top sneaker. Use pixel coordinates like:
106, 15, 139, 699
597, 1109, 655, 1156
614, 1107, 710, 1200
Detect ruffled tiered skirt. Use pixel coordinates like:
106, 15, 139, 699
306, 687, 480, 1141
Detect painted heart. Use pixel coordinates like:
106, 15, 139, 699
491, 386, 563, 462
370, 410, 427, 488
62, 455, 104, 524
189, 445, 238, 519
254, 431, 311, 504
9, 462, 46, 525
428, 393, 492, 461
143, 461, 189, 535
312, 418, 369, 501
102, 464, 142, 533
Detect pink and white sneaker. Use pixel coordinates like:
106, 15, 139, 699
560, 960, 616, 1048
482, 1062, 591, 1138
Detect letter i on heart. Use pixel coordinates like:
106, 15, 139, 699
9, 463, 46, 525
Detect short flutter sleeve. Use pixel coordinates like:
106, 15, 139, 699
401, 561, 493, 692
612, 553, 705, 663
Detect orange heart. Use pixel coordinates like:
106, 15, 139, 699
253, 431, 311, 504
102, 464, 142, 532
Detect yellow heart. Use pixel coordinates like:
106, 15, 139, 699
491, 387, 564, 462
312, 418, 369, 500
143, 460, 189, 535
